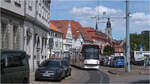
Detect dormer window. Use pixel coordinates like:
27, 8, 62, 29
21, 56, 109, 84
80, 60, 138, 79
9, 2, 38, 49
28, 1, 32, 10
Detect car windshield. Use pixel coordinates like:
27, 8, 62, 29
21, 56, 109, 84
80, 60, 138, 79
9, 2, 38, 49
85, 48, 99, 59
39, 60, 61, 67
63, 61, 69, 66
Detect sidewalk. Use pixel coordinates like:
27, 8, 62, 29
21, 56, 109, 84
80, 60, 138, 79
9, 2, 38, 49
100, 65, 150, 83
107, 65, 150, 75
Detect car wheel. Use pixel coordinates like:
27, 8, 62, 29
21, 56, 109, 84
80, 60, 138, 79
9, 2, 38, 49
69, 72, 71, 76
56, 77, 62, 82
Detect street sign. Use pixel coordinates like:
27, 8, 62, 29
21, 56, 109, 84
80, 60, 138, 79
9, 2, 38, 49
140, 44, 143, 51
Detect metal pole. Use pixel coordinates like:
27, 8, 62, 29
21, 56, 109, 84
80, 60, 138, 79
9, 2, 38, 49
125, 0, 131, 72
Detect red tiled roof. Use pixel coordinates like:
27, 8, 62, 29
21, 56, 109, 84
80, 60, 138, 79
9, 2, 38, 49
49, 22, 62, 33
50, 20, 93, 42
50, 20, 92, 41
83, 27, 108, 41
50, 20, 69, 38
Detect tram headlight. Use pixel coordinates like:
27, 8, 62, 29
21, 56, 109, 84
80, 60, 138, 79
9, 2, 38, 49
97, 61, 99, 64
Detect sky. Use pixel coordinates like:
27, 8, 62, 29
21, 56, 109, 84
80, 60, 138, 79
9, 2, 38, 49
50, 0, 150, 40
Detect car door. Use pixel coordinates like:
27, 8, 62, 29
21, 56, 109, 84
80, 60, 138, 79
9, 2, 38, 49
1, 52, 14, 83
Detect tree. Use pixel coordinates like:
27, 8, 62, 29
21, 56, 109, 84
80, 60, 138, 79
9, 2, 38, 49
130, 33, 150, 52
102, 45, 115, 56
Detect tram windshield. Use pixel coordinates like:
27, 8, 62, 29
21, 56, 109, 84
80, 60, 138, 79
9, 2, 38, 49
85, 48, 99, 59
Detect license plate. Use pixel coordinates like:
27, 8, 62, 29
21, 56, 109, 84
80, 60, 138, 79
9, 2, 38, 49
43, 73, 54, 77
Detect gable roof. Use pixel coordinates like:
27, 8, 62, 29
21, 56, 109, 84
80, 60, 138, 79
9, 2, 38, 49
49, 22, 63, 33
49, 20, 93, 42
50, 20, 69, 38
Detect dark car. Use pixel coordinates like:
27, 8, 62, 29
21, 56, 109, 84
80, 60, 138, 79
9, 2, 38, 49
62, 60, 71, 77
0, 49, 29, 83
35, 60, 66, 81
111, 56, 125, 67
103, 57, 109, 66
100, 56, 105, 66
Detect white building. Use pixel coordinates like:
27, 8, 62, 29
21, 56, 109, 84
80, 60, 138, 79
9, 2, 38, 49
49, 22, 63, 59
49, 20, 93, 58
24, 0, 51, 72
72, 34, 84, 49
49, 20, 74, 58
0, 0, 25, 50
63, 21, 73, 57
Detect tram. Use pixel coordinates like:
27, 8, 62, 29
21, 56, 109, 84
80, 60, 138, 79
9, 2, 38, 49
69, 44, 100, 69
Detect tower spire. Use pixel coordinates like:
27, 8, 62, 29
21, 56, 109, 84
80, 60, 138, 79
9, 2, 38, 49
106, 18, 111, 28
96, 21, 98, 31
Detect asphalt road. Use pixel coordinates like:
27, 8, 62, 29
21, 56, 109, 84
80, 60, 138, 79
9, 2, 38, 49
85, 69, 110, 84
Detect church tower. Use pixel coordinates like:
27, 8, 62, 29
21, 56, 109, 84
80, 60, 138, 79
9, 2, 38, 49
105, 18, 112, 40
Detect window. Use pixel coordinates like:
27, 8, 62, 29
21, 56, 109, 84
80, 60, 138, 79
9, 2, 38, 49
28, 1, 32, 10
55, 33, 57, 37
3, 52, 26, 68
55, 41, 58, 48
27, 31, 31, 45
1, 22, 9, 49
42, 56, 44, 59
14, 0, 21, 7
5, 0, 11, 3
34, 56, 36, 59
13, 25, 20, 50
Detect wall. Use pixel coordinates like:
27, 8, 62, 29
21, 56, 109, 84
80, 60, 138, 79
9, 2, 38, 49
1, 0, 24, 16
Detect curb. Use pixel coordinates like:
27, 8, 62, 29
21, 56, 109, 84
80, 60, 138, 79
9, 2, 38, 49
107, 70, 118, 75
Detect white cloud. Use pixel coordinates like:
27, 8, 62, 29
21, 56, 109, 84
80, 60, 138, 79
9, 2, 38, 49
70, 6, 123, 17
95, 6, 123, 16
70, 7, 95, 16
131, 12, 150, 26
70, 6, 150, 40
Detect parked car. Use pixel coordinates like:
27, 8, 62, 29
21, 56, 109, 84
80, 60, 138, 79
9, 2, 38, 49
111, 56, 125, 67
35, 60, 66, 81
0, 49, 29, 83
62, 60, 72, 77
103, 57, 109, 66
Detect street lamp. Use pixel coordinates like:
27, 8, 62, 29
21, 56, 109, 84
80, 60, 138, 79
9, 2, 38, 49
125, 0, 131, 72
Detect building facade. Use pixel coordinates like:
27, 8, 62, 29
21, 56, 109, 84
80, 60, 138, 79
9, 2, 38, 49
49, 22, 63, 59
63, 21, 73, 57
0, 0, 24, 50
24, 0, 51, 72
